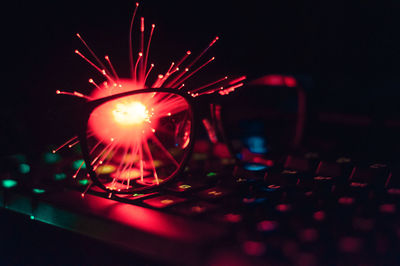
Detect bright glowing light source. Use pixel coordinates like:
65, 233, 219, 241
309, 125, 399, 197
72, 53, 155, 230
112, 101, 149, 125
1, 179, 17, 188
30, 215, 35, 220
19, 163, 30, 174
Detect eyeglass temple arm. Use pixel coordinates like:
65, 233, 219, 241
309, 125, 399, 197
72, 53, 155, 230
209, 103, 240, 162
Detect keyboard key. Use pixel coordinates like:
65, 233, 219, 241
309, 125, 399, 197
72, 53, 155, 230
313, 211, 326, 222
296, 253, 318, 266
257, 220, 278, 233
284, 155, 310, 172
315, 161, 342, 178
242, 240, 266, 256
117, 192, 159, 201
338, 196, 355, 205
349, 164, 389, 186
298, 228, 319, 243
385, 168, 400, 189
172, 201, 217, 216
352, 217, 375, 232
264, 170, 299, 187
256, 184, 284, 201
312, 176, 335, 196
223, 213, 243, 223
242, 197, 267, 205
197, 187, 231, 200
379, 203, 396, 214
142, 195, 187, 208
212, 212, 244, 224
275, 203, 292, 212
165, 180, 206, 194
338, 236, 363, 253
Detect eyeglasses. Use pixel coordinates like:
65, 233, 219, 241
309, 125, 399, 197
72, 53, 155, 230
54, 4, 307, 197
78, 88, 199, 194
74, 74, 306, 195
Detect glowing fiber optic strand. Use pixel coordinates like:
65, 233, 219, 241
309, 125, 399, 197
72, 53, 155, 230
54, 3, 246, 194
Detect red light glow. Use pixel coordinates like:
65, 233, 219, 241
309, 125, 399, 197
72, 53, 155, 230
55, 3, 246, 193
250, 74, 298, 87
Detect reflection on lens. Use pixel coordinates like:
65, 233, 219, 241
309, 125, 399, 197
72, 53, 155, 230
86, 92, 192, 192
175, 118, 191, 149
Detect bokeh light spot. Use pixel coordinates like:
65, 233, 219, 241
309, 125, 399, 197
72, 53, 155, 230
1, 179, 17, 188
19, 163, 31, 174
72, 159, 86, 170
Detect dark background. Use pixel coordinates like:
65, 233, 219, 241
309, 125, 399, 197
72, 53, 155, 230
2, 0, 400, 156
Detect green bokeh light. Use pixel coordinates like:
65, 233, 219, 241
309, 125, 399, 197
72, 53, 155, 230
78, 179, 90, 186
206, 172, 217, 177
54, 173, 67, 181
1, 179, 17, 188
19, 163, 31, 174
72, 159, 86, 170
43, 152, 61, 164
30, 215, 35, 220
32, 188, 46, 194
12, 154, 27, 163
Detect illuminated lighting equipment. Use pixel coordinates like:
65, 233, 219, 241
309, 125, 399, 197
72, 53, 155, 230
54, 2, 246, 194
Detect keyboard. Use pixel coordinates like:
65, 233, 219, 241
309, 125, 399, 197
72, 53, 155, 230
1, 140, 400, 265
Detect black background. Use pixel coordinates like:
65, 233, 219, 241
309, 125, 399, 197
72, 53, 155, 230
2, 0, 400, 155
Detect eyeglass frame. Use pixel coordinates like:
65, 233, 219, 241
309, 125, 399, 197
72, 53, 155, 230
77, 87, 200, 194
